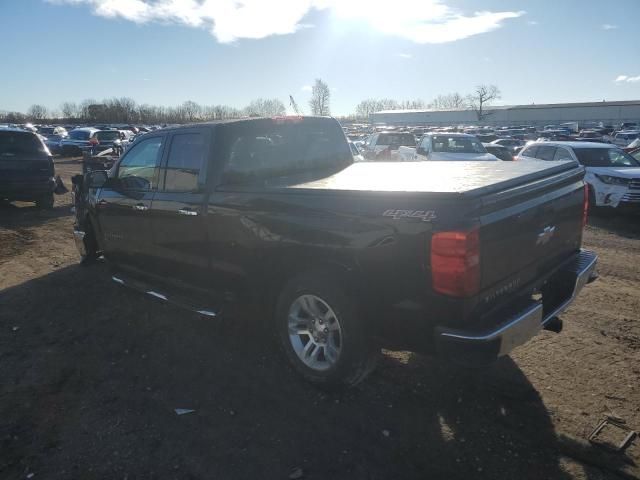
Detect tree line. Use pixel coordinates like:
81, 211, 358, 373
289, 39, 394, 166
0, 97, 288, 125
354, 85, 501, 122
0, 80, 500, 124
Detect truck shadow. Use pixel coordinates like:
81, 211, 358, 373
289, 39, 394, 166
0, 200, 73, 227
0, 264, 628, 479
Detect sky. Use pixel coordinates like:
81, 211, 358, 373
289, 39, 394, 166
1, 0, 639, 116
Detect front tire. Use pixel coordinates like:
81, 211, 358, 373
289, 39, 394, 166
276, 272, 379, 388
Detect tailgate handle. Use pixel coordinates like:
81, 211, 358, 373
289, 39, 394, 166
133, 203, 148, 211
178, 208, 198, 216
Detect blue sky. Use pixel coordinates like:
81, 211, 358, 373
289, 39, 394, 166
1, 0, 639, 116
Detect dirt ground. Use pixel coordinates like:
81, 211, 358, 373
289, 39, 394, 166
1, 159, 639, 480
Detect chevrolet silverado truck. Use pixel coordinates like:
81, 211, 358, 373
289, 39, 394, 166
72, 117, 598, 387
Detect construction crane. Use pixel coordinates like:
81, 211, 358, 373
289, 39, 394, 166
289, 95, 303, 115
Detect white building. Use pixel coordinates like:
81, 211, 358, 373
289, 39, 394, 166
370, 100, 640, 127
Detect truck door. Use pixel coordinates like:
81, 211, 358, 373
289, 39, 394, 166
147, 128, 212, 286
95, 134, 166, 272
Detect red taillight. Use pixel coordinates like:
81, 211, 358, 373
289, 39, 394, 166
583, 184, 589, 228
431, 229, 480, 297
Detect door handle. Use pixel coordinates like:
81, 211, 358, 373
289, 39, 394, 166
133, 203, 148, 211
178, 208, 198, 216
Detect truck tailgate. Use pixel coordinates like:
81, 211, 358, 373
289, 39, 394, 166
475, 162, 585, 294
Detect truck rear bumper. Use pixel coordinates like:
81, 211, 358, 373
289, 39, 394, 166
436, 249, 598, 365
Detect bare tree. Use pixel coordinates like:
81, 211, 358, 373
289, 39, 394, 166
27, 104, 48, 121
466, 85, 501, 122
181, 100, 202, 122
429, 93, 465, 110
60, 102, 78, 119
243, 98, 286, 117
309, 79, 331, 116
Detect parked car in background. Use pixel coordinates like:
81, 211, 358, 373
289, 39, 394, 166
490, 138, 525, 153
59, 127, 100, 156
361, 131, 415, 160
577, 130, 610, 143
37, 126, 68, 137
0, 128, 55, 208
517, 141, 640, 211
88, 129, 132, 154
612, 131, 639, 148
397, 133, 497, 161
348, 141, 364, 162
44, 134, 64, 154
483, 143, 514, 161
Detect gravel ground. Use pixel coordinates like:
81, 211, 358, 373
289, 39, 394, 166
1, 158, 638, 480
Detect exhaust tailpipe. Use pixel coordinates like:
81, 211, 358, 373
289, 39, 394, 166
544, 316, 563, 333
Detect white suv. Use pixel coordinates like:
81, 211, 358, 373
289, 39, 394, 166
517, 141, 640, 210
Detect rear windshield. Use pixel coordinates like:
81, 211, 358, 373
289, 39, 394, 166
69, 130, 91, 140
38, 127, 55, 135
220, 118, 352, 185
96, 131, 120, 141
574, 148, 640, 167
432, 136, 487, 154
0, 131, 45, 157
377, 133, 415, 147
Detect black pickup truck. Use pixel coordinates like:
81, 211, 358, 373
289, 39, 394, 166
72, 117, 598, 387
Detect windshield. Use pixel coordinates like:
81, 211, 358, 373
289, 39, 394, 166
96, 131, 120, 141
69, 130, 91, 140
0, 131, 45, 156
377, 133, 415, 147
432, 136, 487, 154
574, 148, 640, 167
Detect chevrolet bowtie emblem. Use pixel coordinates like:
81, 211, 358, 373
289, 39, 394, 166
536, 226, 556, 246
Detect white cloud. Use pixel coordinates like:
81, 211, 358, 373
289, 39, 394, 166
615, 75, 640, 83
47, 0, 524, 44
301, 85, 312, 92
527, 20, 538, 26
602, 24, 618, 30
397, 53, 413, 59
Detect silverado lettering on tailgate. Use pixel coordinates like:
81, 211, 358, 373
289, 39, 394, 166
382, 209, 437, 222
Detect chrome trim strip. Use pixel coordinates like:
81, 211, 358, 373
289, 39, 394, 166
112, 276, 124, 285
147, 291, 167, 301
196, 310, 217, 317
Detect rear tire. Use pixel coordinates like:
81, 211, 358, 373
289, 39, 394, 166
35, 193, 54, 210
275, 271, 379, 388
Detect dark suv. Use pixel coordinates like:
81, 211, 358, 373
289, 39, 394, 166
0, 129, 55, 208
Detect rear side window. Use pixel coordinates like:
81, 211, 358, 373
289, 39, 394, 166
118, 136, 164, 190
163, 133, 207, 192
536, 145, 557, 160
553, 148, 573, 161
520, 145, 538, 158
220, 119, 351, 186
0, 131, 44, 156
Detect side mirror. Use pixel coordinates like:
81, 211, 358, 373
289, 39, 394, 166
88, 170, 109, 188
